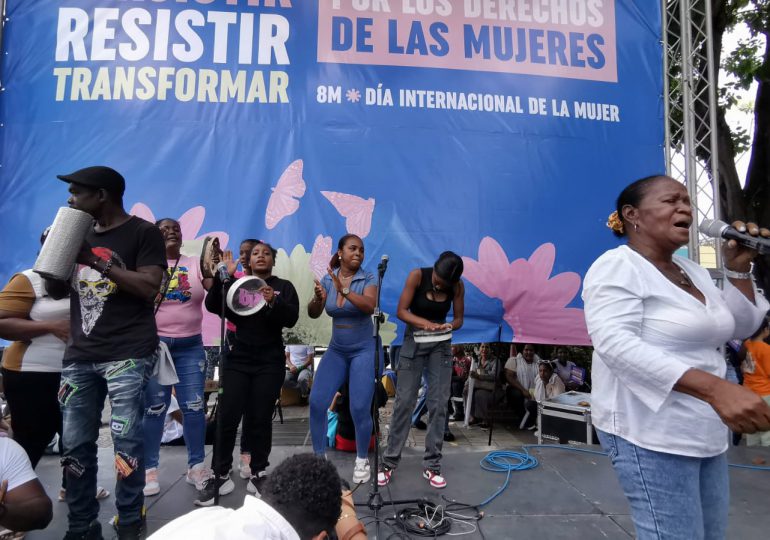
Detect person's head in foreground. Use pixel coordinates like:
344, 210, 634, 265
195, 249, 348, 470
261, 453, 342, 540
149, 453, 342, 540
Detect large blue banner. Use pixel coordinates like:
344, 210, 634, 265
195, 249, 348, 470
0, 0, 663, 346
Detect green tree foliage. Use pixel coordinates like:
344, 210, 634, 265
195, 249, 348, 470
669, 0, 769, 294
717, 0, 770, 296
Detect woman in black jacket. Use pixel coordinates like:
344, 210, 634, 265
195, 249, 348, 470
196, 240, 299, 506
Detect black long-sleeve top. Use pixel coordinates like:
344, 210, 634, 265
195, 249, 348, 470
205, 274, 299, 350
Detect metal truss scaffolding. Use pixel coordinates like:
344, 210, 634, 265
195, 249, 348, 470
663, 0, 722, 266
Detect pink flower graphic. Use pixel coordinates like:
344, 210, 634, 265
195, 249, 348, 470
462, 238, 590, 345
130, 203, 230, 346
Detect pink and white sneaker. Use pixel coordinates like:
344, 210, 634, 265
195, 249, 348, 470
143, 468, 160, 496
239, 453, 251, 479
377, 467, 392, 487
186, 463, 212, 491
423, 469, 446, 489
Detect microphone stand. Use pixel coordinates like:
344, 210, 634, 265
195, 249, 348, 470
356, 258, 423, 539
213, 274, 228, 506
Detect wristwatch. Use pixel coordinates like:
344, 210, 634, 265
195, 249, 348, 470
342, 287, 350, 297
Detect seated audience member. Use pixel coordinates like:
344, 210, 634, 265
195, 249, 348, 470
331, 382, 387, 452
534, 361, 566, 402
284, 344, 314, 400
522, 361, 566, 430
467, 344, 503, 428
552, 346, 580, 390
149, 453, 364, 540
0, 437, 53, 533
504, 344, 541, 421
450, 345, 471, 420
742, 317, 770, 446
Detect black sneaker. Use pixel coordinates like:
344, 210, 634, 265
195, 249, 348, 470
246, 470, 268, 497
114, 520, 145, 540
443, 431, 456, 442
110, 510, 146, 540
194, 475, 235, 507
412, 420, 427, 430
63, 521, 103, 540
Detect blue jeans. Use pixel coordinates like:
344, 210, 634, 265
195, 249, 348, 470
596, 430, 728, 540
60, 356, 155, 531
143, 335, 206, 469
310, 323, 382, 458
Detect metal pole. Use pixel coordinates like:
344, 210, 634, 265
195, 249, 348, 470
679, 0, 701, 263
661, 0, 672, 176
703, 0, 723, 269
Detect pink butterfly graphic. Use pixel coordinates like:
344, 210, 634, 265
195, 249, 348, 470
309, 234, 333, 280
321, 191, 375, 238
265, 159, 306, 229
462, 237, 590, 345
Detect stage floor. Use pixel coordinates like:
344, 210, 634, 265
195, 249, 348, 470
24, 439, 770, 539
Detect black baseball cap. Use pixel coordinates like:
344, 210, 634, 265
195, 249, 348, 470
57, 166, 125, 196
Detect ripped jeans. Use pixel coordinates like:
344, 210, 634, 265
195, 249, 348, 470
60, 355, 154, 531
143, 335, 206, 469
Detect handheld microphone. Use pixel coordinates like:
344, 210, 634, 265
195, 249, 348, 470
215, 262, 233, 283
699, 219, 770, 255
378, 254, 389, 275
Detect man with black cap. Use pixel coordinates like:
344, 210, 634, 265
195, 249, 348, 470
56, 166, 165, 540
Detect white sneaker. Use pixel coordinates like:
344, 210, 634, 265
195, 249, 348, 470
143, 468, 160, 496
239, 453, 251, 479
518, 410, 531, 430
352, 457, 371, 484
246, 470, 268, 496
186, 463, 211, 491
194, 475, 235, 507
423, 468, 447, 489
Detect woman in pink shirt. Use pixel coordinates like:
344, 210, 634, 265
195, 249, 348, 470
143, 218, 213, 496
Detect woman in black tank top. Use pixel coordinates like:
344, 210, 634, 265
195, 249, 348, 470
379, 252, 465, 490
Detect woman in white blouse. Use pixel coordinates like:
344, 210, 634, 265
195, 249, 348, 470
583, 175, 770, 540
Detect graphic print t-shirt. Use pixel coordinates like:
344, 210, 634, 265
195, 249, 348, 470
65, 216, 166, 363
155, 255, 206, 338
